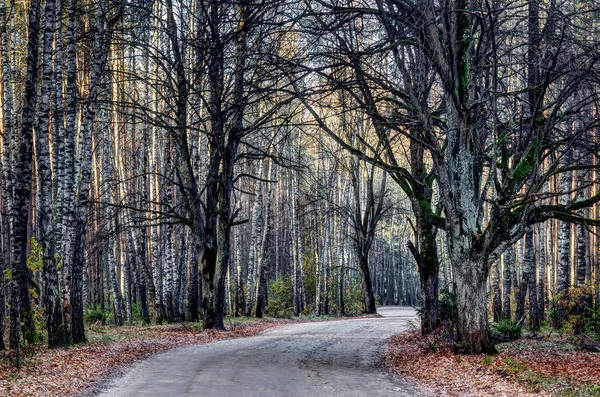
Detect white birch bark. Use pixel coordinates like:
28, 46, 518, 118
576, 167, 587, 286
254, 159, 273, 317
557, 149, 572, 294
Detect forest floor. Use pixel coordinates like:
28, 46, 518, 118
0, 316, 312, 397
385, 325, 600, 397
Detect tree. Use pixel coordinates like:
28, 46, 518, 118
299, 0, 600, 352
10, 0, 42, 360
295, 0, 444, 333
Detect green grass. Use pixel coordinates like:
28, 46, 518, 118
519, 370, 600, 397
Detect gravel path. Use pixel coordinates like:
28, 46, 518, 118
96, 306, 424, 396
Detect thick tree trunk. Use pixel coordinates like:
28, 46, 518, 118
408, 229, 439, 334
454, 259, 495, 354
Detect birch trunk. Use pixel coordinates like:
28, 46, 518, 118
557, 149, 572, 295
38, 0, 64, 347
576, 168, 587, 286
255, 160, 273, 318
538, 223, 546, 320
0, 1, 12, 351
246, 162, 264, 315
502, 245, 514, 319
10, 0, 41, 353
71, 0, 110, 343
491, 261, 502, 322
59, 0, 78, 325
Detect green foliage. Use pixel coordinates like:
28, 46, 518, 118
303, 252, 317, 307
265, 277, 295, 318
483, 355, 493, 366
583, 306, 600, 340
4, 268, 12, 282
429, 340, 439, 352
512, 139, 541, 183
25, 307, 44, 348
85, 306, 108, 325
492, 319, 523, 341
550, 284, 596, 335
504, 357, 527, 373
301, 304, 313, 316
438, 288, 457, 323
343, 281, 365, 315
27, 237, 43, 273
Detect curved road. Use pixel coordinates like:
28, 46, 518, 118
96, 306, 424, 397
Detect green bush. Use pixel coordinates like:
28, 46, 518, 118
438, 288, 457, 323
85, 307, 108, 325
265, 277, 294, 318
584, 306, 600, 340
550, 284, 595, 335
492, 319, 523, 340
344, 282, 365, 315
303, 252, 317, 306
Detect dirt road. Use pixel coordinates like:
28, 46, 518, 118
96, 306, 424, 396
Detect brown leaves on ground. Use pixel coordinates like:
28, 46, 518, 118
0, 319, 291, 397
385, 327, 600, 397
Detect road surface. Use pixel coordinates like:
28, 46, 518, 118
96, 306, 424, 397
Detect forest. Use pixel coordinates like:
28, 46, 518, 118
0, 0, 599, 385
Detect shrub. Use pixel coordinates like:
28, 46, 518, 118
584, 306, 600, 340
550, 284, 595, 335
492, 319, 523, 341
344, 282, 365, 315
85, 307, 108, 325
265, 277, 294, 318
438, 288, 457, 323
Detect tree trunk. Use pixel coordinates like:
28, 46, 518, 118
557, 150, 572, 294
71, 0, 110, 343
537, 223, 546, 321
255, 161, 273, 318
358, 252, 377, 314
454, 259, 495, 354
10, 0, 41, 355
502, 245, 514, 319
525, 228, 540, 331
38, 0, 65, 347
407, 238, 439, 333
187, 235, 199, 322
491, 261, 502, 323
576, 169, 587, 286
